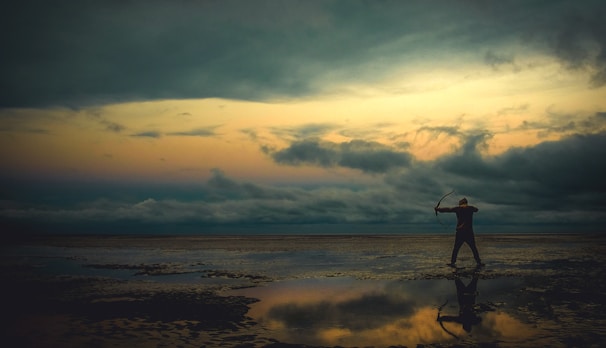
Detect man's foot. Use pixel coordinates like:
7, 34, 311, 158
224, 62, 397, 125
447, 263, 457, 268
476, 262, 485, 268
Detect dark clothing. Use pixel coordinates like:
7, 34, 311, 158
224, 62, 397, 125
436, 205, 478, 232
451, 230, 481, 265
436, 205, 481, 264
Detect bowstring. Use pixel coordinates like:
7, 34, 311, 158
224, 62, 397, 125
435, 190, 455, 227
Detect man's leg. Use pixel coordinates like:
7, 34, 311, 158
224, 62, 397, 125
466, 234, 482, 264
450, 233, 465, 264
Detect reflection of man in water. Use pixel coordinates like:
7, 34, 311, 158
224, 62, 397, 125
437, 275, 481, 333
435, 197, 483, 267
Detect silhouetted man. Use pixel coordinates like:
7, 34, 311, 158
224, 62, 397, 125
435, 197, 483, 267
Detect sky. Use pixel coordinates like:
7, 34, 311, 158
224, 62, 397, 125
1, 0, 606, 234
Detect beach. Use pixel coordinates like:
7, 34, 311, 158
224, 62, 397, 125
1, 233, 605, 347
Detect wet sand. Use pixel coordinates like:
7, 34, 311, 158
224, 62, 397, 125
1, 234, 605, 347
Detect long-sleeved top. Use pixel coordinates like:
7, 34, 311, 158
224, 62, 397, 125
436, 205, 478, 232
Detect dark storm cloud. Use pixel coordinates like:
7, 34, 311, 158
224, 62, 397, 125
0, 168, 414, 231
271, 139, 412, 173
436, 132, 495, 179
206, 168, 298, 201
377, 125, 606, 229
0, 1, 323, 107
2, 0, 605, 108
544, 5, 606, 87
436, 131, 606, 196
272, 139, 336, 167
466, 2, 606, 84
416, 131, 606, 222
488, 133, 606, 195
2, 131, 606, 232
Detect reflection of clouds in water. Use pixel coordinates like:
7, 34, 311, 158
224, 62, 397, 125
317, 307, 457, 347
287, 304, 535, 347
482, 312, 537, 341
267, 292, 416, 330
438, 311, 536, 345
246, 278, 539, 347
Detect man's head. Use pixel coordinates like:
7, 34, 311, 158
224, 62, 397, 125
459, 198, 468, 206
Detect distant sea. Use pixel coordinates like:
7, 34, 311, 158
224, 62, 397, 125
8, 222, 598, 237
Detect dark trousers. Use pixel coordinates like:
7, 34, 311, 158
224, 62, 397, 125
451, 230, 481, 264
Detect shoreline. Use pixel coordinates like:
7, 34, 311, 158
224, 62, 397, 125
7, 231, 604, 245
5, 228, 602, 243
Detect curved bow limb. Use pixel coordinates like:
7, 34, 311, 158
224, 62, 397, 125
435, 190, 455, 216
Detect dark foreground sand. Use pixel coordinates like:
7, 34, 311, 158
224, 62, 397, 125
1, 234, 605, 347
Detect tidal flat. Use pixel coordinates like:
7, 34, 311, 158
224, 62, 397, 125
1, 234, 605, 347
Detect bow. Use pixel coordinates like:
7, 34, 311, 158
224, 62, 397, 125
434, 190, 454, 216
434, 190, 454, 224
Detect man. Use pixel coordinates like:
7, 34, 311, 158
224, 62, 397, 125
435, 197, 483, 267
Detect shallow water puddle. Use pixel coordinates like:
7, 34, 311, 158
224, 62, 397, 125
231, 276, 549, 347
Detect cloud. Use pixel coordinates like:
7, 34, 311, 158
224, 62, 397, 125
437, 132, 495, 178
497, 104, 529, 116
421, 131, 606, 215
206, 168, 298, 201
551, 10, 606, 87
416, 125, 462, 139
241, 128, 259, 141
0, 168, 414, 231
130, 126, 220, 138
340, 123, 399, 142
2, 1, 604, 108
436, 133, 606, 194
0, 127, 50, 135
488, 133, 606, 195
2, 131, 606, 232
0, 1, 335, 108
379, 129, 606, 230
270, 123, 340, 141
484, 51, 516, 70
131, 131, 161, 138
508, 111, 606, 138
102, 120, 126, 133
270, 139, 412, 173
167, 126, 220, 137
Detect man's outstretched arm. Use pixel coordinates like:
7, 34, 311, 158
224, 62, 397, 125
435, 207, 455, 213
